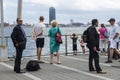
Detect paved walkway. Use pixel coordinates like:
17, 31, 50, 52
0, 54, 120, 80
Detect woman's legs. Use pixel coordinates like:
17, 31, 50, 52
56, 52, 61, 63
81, 46, 85, 54
50, 53, 54, 64
103, 39, 107, 52
100, 39, 104, 52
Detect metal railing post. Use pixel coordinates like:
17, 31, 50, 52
65, 35, 68, 56
5, 37, 8, 46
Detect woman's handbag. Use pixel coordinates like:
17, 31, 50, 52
55, 27, 63, 44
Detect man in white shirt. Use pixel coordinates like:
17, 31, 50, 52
105, 18, 120, 63
33, 16, 46, 63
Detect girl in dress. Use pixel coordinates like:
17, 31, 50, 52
79, 36, 85, 54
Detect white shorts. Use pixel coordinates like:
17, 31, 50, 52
110, 39, 117, 49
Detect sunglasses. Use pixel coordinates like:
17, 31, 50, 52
18, 20, 23, 22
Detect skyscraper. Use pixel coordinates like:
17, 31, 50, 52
49, 7, 56, 24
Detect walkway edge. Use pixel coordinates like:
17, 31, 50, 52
61, 55, 111, 67
43, 61, 114, 80
0, 62, 42, 80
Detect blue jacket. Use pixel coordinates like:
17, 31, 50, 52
11, 24, 27, 49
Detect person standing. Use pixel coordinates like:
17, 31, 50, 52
48, 20, 61, 64
11, 18, 27, 73
33, 16, 46, 63
70, 33, 78, 55
105, 18, 120, 63
98, 24, 107, 53
79, 36, 85, 54
87, 19, 106, 74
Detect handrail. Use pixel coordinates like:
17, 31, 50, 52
0, 34, 89, 58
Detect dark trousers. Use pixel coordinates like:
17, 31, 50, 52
89, 47, 102, 72
14, 48, 23, 72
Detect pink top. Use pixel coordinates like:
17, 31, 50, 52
98, 27, 106, 39
80, 39, 85, 46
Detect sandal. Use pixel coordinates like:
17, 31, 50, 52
57, 62, 61, 64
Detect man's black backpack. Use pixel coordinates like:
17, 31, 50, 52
82, 27, 90, 43
26, 60, 40, 71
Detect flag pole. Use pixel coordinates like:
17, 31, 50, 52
17, 0, 22, 18
0, 0, 8, 61
0, 0, 4, 46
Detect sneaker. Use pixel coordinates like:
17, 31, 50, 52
105, 60, 112, 63
97, 71, 107, 74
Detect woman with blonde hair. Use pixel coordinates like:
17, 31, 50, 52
48, 20, 62, 64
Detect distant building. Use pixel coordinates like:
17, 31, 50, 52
49, 7, 56, 24
70, 19, 73, 25
72, 22, 84, 27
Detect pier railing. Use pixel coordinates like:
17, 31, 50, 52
0, 34, 90, 58
1, 34, 120, 60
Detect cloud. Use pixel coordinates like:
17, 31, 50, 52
24, 11, 36, 15
24, 0, 58, 7
3, 0, 120, 24
56, 0, 120, 11
23, 0, 120, 11
4, 0, 17, 8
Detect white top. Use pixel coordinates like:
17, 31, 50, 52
109, 24, 120, 42
33, 22, 46, 38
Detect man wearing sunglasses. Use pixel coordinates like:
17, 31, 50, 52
11, 18, 27, 73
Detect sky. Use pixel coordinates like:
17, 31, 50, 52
2, 0, 120, 24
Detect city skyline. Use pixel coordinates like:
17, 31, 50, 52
2, 0, 120, 24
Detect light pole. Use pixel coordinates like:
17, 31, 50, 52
17, 0, 22, 18
0, 0, 8, 61
0, 0, 4, 46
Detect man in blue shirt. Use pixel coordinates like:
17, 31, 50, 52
11, 18, 27, 73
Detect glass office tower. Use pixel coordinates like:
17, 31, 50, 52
49, 7, 56, 24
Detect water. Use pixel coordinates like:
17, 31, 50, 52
0, 27, 88, 57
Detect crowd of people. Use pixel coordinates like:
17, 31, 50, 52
11, 16, 120, 74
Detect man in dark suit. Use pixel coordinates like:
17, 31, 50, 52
87, 19, 106, 74
11, 18, 27, 73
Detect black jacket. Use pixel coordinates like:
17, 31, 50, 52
11, 25, 27, 49
87, 26, 99, 50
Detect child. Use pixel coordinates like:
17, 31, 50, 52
79, 36, 85, 54
70, 33, 78, 55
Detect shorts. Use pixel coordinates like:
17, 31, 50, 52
110, 39, 117, 49
36, 38, 44, 48
73, 44, 77, 51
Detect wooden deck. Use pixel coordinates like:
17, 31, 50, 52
0, 54, 120, 80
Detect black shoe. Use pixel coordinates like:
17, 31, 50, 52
16, 70, 26, 73
14, 69, 16, 72
105, 60, 112, 63
89, 69, 96, 72
16, 69, 26, 73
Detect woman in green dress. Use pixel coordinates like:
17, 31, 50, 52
48, 20, 62, 64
